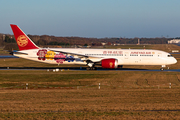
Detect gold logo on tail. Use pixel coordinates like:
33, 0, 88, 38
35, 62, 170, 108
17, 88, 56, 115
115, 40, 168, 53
17, 35, 28, 47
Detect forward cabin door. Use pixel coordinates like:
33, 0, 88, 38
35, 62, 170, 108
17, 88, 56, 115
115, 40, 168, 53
124, 52, 129, 59
157, 53, 163, 65
158, 53, 162, 58
158, 52, 166, 65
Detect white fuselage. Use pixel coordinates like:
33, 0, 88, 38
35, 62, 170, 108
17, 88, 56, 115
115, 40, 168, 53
14, 48, 177, 66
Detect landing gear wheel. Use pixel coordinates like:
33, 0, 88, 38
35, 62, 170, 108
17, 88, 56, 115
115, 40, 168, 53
86, 67, 90, 70
160, 68, 164, 71
160, 65, 166, 71
86, 67, 97, 70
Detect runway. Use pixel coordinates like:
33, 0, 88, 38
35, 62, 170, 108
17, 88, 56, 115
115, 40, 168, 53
0, 55, 18, 58
0, 67, 180, 72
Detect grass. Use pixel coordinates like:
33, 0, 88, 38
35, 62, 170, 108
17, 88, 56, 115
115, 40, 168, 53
0, 70, 180, 119
0, 88, 180, 119
0, 72, 108, 82
0, 48, 9, 55
0, 70, 179, 88
0, 111, 180, 119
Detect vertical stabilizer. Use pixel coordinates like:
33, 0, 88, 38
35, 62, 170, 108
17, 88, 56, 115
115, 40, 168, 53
10, 24, 39, 51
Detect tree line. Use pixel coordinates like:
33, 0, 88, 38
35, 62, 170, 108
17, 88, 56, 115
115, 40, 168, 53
0, 34, 176, 51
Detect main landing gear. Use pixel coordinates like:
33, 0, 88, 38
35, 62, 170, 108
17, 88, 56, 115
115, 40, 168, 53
86, 67, 97, 70
86, 61, 97, 70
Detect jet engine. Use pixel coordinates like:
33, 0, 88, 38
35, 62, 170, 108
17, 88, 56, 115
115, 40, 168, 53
101, 59, 118, 69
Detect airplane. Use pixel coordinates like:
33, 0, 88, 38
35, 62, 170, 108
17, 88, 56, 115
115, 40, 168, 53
10, 24, 177, 70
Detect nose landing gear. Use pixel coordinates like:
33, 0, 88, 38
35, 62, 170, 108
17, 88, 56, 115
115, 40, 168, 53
160, 68, 164, 71
160, 65, 166, 71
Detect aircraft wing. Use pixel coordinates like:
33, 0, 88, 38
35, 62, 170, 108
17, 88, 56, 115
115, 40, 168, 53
49, 49, 103, 62
50, 49, 88, 58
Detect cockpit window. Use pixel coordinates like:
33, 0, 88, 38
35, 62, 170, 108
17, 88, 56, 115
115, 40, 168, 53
168, 55, 173, 57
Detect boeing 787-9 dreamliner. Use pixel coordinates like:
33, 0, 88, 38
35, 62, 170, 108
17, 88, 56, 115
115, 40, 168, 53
10, 24, 177, 70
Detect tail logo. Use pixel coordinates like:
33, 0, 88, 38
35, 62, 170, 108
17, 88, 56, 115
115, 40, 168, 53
17, 35, 28, 47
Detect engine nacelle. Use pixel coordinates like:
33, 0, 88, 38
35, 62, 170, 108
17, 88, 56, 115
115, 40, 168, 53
101, 59, 118, 69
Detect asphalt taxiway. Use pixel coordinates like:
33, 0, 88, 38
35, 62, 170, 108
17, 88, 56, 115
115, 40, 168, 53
0, 67, 180, 72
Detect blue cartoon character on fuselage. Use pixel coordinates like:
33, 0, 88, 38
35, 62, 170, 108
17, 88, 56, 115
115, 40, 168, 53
65, 55, 75, 62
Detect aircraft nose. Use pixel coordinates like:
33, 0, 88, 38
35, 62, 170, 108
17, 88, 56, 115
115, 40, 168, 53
172, 57, 177, 64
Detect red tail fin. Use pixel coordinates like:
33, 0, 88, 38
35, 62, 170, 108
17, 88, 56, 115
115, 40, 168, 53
10, 24, 39, 51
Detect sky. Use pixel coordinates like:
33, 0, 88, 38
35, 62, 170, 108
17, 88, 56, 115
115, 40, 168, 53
0, 0, 180, 38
